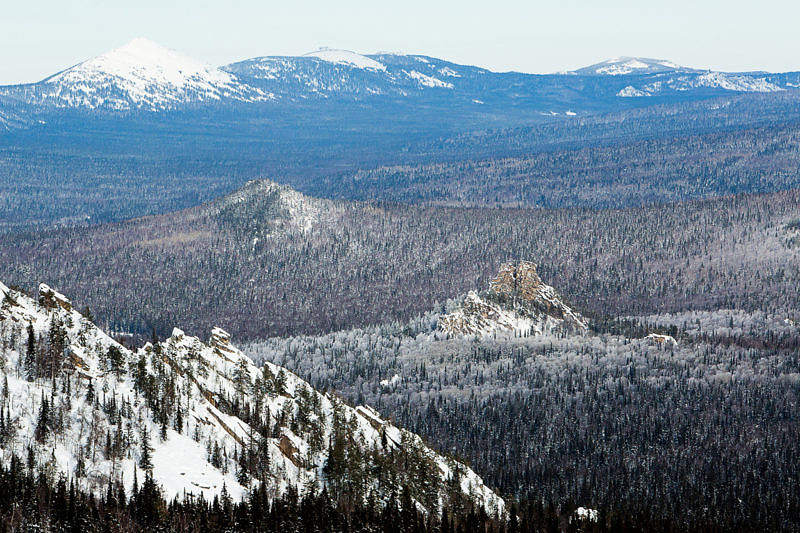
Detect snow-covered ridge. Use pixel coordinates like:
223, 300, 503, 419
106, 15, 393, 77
0, 281, 504, 515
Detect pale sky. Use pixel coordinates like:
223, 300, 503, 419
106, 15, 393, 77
2, 0, 799, 84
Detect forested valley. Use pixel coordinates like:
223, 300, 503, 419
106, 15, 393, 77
1, 178, 798, 530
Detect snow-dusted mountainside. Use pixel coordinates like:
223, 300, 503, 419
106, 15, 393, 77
3, 39, 269, 110
616, 71, 786, 97
571, 57, 800, 98
0, 108, 26, 131
573, 57, 691, 76
223, 51, 467, 100
0, 280, 504, 515
439, 261, 587, 337
206, 179, 334, 235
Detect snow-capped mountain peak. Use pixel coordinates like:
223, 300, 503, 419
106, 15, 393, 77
301, 48, 386, 71
38, 38, 266, 110
47, 38, 222, 83
574, 56, 689, 75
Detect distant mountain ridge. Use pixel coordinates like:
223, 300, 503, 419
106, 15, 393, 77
2, 39, 799, 115
3, 40, 800, 231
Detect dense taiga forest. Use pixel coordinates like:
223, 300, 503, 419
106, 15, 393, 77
243, 308, 800, 531
321, 122, 800, 207
0, 457, 726, 532
0, 181, 797, 340
1, 175, 798, 531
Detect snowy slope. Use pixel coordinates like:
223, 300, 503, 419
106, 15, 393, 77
302, 48, 387, 71
224, 51, 468, 100
30, 38, 269, 110
0, 280, 504, 516
0, 108, 26, 131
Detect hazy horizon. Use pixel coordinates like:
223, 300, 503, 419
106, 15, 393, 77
2, 0, 800, 84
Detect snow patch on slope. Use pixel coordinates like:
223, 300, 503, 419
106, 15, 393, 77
403, 70, 454, 89
302, 48, 386, 71
617, 85, 651, 97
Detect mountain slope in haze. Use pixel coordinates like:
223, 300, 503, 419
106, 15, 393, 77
0, 280, 504, 515
223, 49, 467, 101
573, 56, 788, 96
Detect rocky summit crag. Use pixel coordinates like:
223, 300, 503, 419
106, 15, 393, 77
438, 261, 587, 336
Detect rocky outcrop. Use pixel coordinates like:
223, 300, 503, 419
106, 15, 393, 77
646, 333, 678, 346
439, 261, 587, 337
209, 327, 237, 360
38, 283, 72, 312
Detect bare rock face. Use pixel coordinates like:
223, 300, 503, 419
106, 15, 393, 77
38, 284, 72, 312
488, 261, 543, 303
439, 261, 587, 337
210, 327, 233, 351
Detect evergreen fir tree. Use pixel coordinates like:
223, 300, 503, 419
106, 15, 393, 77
85, 379, 95, 404
173, 406, 183, 433
140, 427, 154, 472
25, 323, 36, 380
35, 393, 50, 443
